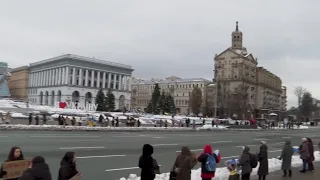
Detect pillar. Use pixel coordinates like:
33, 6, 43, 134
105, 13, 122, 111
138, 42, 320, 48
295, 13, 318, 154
85, 69, 89, 86
113, 74, 117, 89
118, 74, 122, 90
91, 70, 95, 87
65, 66, 69, 85
79, 69, 83, 86
102, 72, 106, 88
108, 73, 111, 88
97, 71, 100, 88
72, 68, 76, 85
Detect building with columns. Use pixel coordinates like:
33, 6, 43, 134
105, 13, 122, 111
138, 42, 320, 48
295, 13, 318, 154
28, 54, 134, 110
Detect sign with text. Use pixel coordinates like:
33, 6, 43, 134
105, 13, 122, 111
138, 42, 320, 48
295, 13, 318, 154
70, 172, 82, 180
2, 160, 31, 179
55, 102, 98, 111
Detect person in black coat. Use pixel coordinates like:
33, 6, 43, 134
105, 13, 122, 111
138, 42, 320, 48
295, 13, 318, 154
18, 156, 52, 180
35, 115, 39, 125
0, 146, 25, 180
28, 113, 32, 125
58, 152, 79, 180
138, 144, 159, 180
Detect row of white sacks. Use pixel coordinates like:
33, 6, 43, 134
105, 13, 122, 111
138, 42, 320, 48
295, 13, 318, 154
120, 151, 320, 180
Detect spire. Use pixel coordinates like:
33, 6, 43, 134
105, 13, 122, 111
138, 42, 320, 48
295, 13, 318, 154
236, 21, 239, 31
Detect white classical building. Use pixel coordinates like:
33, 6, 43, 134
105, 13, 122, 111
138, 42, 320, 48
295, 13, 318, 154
28, 54, 134, 110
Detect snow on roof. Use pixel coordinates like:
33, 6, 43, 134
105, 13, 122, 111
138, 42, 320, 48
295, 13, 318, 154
132, 77, 211, 85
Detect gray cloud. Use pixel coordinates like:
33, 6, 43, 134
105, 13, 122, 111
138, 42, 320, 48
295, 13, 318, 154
1, 0, 319, 107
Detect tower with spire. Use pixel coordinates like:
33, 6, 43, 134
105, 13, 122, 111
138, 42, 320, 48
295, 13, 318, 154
231, 21, 243, 49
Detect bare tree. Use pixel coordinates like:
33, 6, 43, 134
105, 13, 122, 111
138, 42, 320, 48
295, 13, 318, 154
294, 86, 306, 107
228, 84, 249, 119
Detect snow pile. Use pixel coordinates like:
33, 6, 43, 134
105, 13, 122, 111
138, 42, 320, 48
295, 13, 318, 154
120, 151, 320, 180
197, 124, 228, 130
0, 124, 263, 132
274, 125, 309, 130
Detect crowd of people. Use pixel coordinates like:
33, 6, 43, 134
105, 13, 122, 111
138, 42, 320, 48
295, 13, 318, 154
0, 137, 318, 180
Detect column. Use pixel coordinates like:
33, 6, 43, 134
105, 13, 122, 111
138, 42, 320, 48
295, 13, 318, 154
113, 74, 117, 89
46, 70, 50, 86
57, 68, 61, 85
79, 69, 83, 86
85, 69, 89, 86
36, 72, 39, 87
65, 66, 69, 85
97, 71, 100, 88
128, 76, 132, 91
72, 68, 76, 85
91, 70, 95, 87
108, 73, 111, 88
48, 70, 52, 86
42, 71, 45, 86
61, 67, 66, 85
102, 72, 106, 88
118, 74, 122, 90
122, 76, 126, 90
55, 69, 58, 85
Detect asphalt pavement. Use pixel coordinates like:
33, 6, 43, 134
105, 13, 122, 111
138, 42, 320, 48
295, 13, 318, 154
0, 129, 319, 180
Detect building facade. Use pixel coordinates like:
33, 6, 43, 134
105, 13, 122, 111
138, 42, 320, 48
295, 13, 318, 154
28, 54, 133, 110
0, 62, 11, 98
131, 76, 211, 115
213, 22, 285, 118
8, 66, 29, 101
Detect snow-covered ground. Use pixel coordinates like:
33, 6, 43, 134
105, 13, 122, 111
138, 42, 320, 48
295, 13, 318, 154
119, 151, 320, 180
0, 124, 262, 132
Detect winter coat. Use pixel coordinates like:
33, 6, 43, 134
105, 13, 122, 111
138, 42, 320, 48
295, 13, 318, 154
307, 138, 315, 162
279, 140, 294, 170
172, 146, 197, 180
18, 163, 52, 180
257, 144, 269, 175
139, 144, 158, 180
228, 174, 240, 180
58, 156, 78, 180
197, 144, 221, 179
299, 141, 309, 160
239, 146, 252, 175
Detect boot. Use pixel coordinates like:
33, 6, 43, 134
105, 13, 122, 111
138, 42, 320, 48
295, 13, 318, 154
289, 170, 292, 177
283, 170, 287, 177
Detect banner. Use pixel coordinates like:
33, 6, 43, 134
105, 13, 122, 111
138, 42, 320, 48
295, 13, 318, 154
2, 160, 31, 179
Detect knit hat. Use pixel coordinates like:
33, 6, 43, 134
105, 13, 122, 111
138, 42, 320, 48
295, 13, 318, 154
261, 141, 267, 145
302, 137, 307, 141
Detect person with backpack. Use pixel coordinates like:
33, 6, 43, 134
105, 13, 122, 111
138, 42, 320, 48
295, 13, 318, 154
197, 144, 221, 180
239, 146, 257, 180
257, 141, 269, 180
171, 146, 197, 180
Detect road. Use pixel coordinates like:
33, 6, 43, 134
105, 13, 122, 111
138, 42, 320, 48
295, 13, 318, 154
0, 129, 319, 180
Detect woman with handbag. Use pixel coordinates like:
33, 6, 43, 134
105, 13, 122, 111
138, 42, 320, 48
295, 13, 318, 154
170, 146, 197, 180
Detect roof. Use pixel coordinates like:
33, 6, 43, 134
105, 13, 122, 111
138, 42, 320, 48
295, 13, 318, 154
0, 75, 11, 97
10, 66, 29, 73
30, 54, 133, 70
132, 77, 211, 85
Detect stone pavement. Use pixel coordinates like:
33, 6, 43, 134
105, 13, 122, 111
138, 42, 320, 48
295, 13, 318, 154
253, 162, 320, 180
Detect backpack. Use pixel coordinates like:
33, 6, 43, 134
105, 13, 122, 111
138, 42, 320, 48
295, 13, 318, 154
249, 153, 258, 168
205, 153, 217, 172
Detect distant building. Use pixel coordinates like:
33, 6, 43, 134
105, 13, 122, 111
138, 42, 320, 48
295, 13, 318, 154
0, 62, 10, 98
8, 66, 29, 101
213, 22, 284, 118
28, 54, 133, 110
131, 76, 211, 115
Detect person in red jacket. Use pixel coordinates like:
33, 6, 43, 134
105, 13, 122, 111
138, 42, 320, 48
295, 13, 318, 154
197, 144, 221, 180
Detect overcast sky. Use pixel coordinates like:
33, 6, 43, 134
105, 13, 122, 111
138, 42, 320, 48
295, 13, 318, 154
1, 0, 319, 108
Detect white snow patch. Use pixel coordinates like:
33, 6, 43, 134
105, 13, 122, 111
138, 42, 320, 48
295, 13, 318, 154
120, 151, 320, 180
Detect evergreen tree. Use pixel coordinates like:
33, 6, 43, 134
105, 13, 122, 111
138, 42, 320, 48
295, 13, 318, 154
190, 87, 202, 116
300, 92, 314, 118
95, 89, 106, 111
157, 91, 166, 114
151, 83, 161, 114
169, 94, 176, 114
146, 101, 153, 113
106, 89, 115, 111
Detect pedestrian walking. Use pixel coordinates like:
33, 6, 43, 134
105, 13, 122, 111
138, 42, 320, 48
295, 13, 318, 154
35, 114, 39, 125
28, 113, 33, 125
138, 144, 159, 180
239, 146, 253, 180
171, 146, 197, 180
279, 140, 294, 177
0, 146, 25, 180
298, 138, 309, 173
43, 114, 47, 125
307, 137, 315, 171
18, 156, 52, 180
257, 141, 268, 180
197, 144, 221, 180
